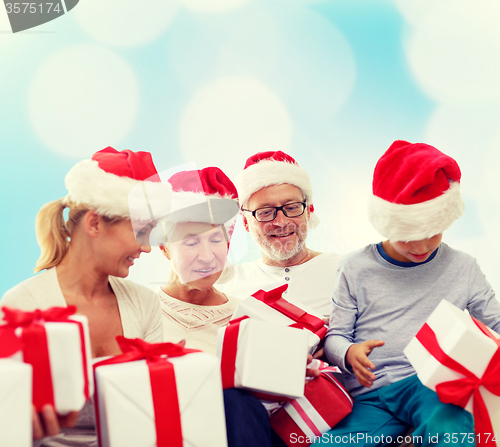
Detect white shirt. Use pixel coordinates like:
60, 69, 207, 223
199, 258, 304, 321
216, 253, 342, 317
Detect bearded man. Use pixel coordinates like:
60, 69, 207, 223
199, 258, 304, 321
217, 151, 341, 317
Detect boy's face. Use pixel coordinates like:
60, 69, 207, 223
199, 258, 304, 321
385, 234, 443, 263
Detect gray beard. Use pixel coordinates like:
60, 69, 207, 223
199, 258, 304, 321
251, 230, 306, 262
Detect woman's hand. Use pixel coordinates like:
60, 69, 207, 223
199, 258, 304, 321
32, 404, 80, 440
346, 340, 385, 388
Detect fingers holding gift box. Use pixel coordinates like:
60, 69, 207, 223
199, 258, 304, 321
217, 317, 310, 400
0, 306, 93, 415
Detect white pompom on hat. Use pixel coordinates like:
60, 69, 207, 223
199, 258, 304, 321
368, 140, 465, 242
235, 151, 319, 229
62, 147, 171, 223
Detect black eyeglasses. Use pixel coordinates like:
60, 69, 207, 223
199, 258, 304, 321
242, 202, 307, 222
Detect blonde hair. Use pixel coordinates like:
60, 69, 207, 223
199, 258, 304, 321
34, 199, 121, 273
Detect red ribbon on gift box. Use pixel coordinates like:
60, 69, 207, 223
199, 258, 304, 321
220, 316, 248, 390
252, 285, 327, 339
416, 318, 500, 446
271, 364, 353, 447
0, 306, 91, 411
220, 316, 294, 402
93, 336, 200, 447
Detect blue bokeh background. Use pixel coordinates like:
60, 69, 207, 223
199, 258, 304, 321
1, 0, 499, 296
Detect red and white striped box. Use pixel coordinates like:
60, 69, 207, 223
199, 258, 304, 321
270, 366, 353, 446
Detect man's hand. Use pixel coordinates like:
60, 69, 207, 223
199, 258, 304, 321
346, 340, 385, 388
32, 404, 80, 440
305, 354, 321, 378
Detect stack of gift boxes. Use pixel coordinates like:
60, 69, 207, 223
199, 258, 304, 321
217, 284, 353, 445
1, 284, 357, 447
0, 306, 92, 447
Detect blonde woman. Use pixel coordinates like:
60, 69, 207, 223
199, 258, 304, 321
1, 147, 171, 445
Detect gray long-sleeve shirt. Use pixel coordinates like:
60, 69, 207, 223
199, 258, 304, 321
325, 242, 500, 397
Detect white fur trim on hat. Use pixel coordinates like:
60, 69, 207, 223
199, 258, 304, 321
368, 182, 464, 242
235, 159, 319, 229
63, 159, 171, 221
171, 190, 238, 212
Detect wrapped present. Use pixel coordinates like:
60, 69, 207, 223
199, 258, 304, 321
94, 336, 227, 447
0, 359, 32, 447
404, 299, 500, 446
217, 316, 309, 400
0, 306, 93, 414
231, 284, 327, 354
270, 365, 353, 446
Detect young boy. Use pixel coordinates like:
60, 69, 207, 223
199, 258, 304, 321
318, 141, 500, 446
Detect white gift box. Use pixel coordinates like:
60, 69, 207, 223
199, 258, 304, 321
94, 351, 228, 447
217, 318, 309, 399
17, 314, 94, 415
404, 299, 500, 438
231, 294, 325, 354
0, 359, 32, 447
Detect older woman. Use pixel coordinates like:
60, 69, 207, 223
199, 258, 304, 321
1, 147, 171, 444
155, 167, 240, 354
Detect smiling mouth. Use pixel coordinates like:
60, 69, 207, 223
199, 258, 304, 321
411, 252, 429, 258
271, 232, 294, 238
193, 267, 217, 275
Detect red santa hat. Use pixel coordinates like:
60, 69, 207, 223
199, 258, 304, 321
62, 147, 171, 223
235, 151, 319, 229
163, 167, 239, 233
368, 140, 465, 242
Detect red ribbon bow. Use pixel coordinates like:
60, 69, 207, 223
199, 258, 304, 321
0, 305, 90, 411
252, 285, 327, 338
416, 318, 500, 446
2, 305, 78, 326
94, 337, 199, 447
0, 306, 78, 357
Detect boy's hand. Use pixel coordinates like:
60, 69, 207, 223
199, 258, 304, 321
346, 340, 385, 388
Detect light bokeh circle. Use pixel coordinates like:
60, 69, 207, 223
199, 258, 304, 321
483, 130, 500, 206
272, 6, 356, 124
180, 0, 250, 14
392, 0, 436, 25
179, 76, 292, 175
425, 102, 500, 184
406, 0, 500, 101
29, 45, 139, 158
75, 0, 180, 47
